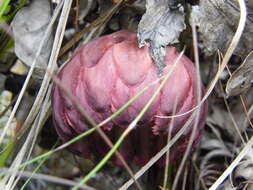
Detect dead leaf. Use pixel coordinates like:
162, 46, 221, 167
137, 0, 186, 72
191, 0, 253, 57
226, 51, 253, 97
11, 0, 53, 69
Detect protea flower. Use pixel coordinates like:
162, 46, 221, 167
52, 30, 207, 166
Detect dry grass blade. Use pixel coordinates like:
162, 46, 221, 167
1, 100, 51, 190
171, 20, 202, 190
7, 2, 142, 188
157, 0, 247, 120
119, 112, 197, 190
0, 0, 247, 189
72, 49, 187, 190
49, 69, 143, 190
209, 0, 248, 189
239, 95, 253, 129
221, 81, 246, 144
5, 59, 174, 190
162, 96, 178, 189
13, 68, 169, 172
59, 0, 125, 57
0, 168, 95, 190
0, 1, 72, 189
209, 136, 253, 190
16, 0, 64, 139
0, 1, 64, 145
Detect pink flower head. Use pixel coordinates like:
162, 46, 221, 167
52, 30, 208, 166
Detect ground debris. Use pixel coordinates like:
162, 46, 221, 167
137, 0, 186, 73
191, 0, 253, 57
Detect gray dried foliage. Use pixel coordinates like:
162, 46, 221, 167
207, 88, 253, 137
233, 151, 253, 190
137, 0, 186, 73
11, 0, 53, 69
191, 0, 253, 57
226, 51, 253, 97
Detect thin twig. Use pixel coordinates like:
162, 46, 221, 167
209, 1, 248, 188
59, 0, 125, 57
156, 0, 247, 120
0, 0, 64, 145
119, 113, 197, 190
48, 71, 143, 190
0, 1, 71, 189
220, 81, 246, 144
71, 49, 186, 190
171, 21, 202, 190
0, 169, 96, 190
162, 96, 178, 189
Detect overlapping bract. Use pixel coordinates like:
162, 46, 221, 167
52, 30, 207, 166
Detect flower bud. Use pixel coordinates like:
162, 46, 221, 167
52, 30, 207, 166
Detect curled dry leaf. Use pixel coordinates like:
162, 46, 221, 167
226, 51, 253, 97
137, 0, 186, 72
52, 30, 207, 166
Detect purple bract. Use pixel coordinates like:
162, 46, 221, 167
52, 30, 208, 166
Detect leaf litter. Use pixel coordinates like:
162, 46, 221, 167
0, 0, 253, 190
